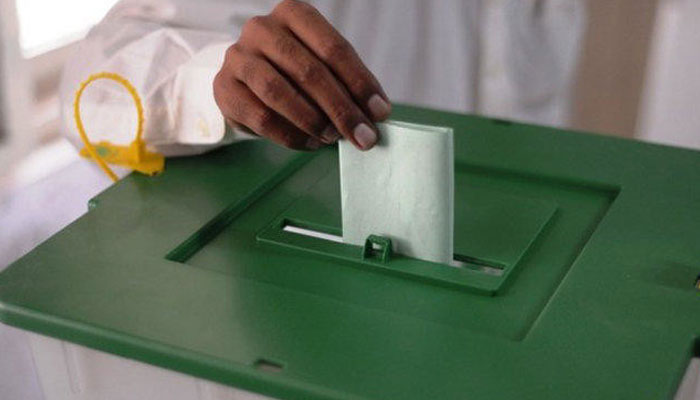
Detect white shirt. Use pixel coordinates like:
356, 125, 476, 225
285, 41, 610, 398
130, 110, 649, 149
59, 0, 585, 156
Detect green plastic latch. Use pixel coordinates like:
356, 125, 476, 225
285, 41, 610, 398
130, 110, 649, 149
362, 235, 393, 263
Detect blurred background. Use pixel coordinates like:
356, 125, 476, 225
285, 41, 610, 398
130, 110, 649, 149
0, 0, 699, 264
1, 0, 119, 195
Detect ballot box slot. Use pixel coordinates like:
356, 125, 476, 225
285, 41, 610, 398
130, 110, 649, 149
281, 219, 505, 276
257, 217, 515, 296
282, 221, 343, 243
450, 254, 505, 276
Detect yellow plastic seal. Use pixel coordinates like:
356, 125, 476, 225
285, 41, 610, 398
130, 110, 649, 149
74, 72, 164, 182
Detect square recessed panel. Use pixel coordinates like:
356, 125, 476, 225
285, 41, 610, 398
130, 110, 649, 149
179, 151, 612, 341
255, 163, 557, 295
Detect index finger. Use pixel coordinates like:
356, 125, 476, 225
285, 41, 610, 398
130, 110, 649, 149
271, 0, 391, 121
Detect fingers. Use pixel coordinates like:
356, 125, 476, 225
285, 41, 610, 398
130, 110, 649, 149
271, 0, 391, 122
214, 77, 323, 151
225, 45, 339, 144
213, 0, 390, 152
238, 16, 379, 150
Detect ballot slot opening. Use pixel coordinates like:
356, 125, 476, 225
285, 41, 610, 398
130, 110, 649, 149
282, 223, 343, 243
281, 220, 504, 276
450, 254, 505, 276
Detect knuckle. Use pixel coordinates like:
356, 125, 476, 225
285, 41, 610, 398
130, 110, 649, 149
224, 43, 241, 61
213, 73, 235, 112
252, 108, 276, 131
213, 69, 223, 85
275, 0, 303, 14
274, 34, 298, 57
247, 15, 266, 28
240, 59, 257, 83
242, 15, 268, 36
298, 62, 324, 85
347, 76, 373, 99
229, 98, 248, 121
273, 0, 321, 26
319, 40, 350, 62
260, 76, 285, 101
328, 102, 355, 128
224, 45, 235, 61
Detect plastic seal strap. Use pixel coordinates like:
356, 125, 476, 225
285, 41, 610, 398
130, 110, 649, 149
73, 72, 164, 182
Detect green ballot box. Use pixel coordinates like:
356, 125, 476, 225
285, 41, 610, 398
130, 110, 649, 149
1, 104, 699, 400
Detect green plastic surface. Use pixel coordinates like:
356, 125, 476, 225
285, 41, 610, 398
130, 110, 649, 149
1, 104, 699, 399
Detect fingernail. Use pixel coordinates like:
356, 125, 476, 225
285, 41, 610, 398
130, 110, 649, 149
306, 137, 323, 150
367, 94, 391, 120
321, 125, 340, 144
353, 123, 377, 150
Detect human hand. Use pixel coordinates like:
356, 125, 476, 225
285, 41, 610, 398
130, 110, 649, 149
214, 0, 391, 151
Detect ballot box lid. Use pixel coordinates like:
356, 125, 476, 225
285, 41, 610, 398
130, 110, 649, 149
1, 104, 699, 400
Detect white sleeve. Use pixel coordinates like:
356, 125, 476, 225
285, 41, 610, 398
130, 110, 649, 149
59, 0, 277, 157
503, 0, 585, 125
479, 0, 585, 126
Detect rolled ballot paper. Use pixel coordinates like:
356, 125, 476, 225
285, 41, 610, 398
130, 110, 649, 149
339, 121, 454, 264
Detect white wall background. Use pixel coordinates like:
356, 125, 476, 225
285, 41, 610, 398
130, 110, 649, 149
639, 0, 700, 150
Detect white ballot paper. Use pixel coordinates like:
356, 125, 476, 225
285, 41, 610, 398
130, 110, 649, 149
339, 121, 454, 264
